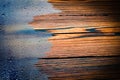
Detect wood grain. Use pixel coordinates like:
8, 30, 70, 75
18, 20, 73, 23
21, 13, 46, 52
30, 0, 120, 79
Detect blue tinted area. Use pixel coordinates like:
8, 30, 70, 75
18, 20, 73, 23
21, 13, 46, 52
0, 58, 48, 80
0, 0, 60, 25
0, 0, 60, 80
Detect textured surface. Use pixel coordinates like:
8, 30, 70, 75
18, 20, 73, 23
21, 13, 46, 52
30, 0, 120, 79
36, 57, 120, 80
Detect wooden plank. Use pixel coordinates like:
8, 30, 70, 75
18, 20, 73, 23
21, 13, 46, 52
36, 57, 120, 80
30, 0, 120, 79
30, 0, 120, 57
30, 0, 120, 29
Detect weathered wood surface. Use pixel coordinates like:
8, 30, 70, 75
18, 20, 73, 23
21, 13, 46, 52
30, 0, 120, 79
30, 0, 120, 58
36, 57, 120, 80
30, 0, 120, 29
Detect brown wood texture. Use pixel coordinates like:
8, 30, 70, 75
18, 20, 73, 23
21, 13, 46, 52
36, 57, 120, 80
30, 0, 120, 80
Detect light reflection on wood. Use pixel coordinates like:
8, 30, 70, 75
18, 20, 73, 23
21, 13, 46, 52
30, 0, 120, 79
